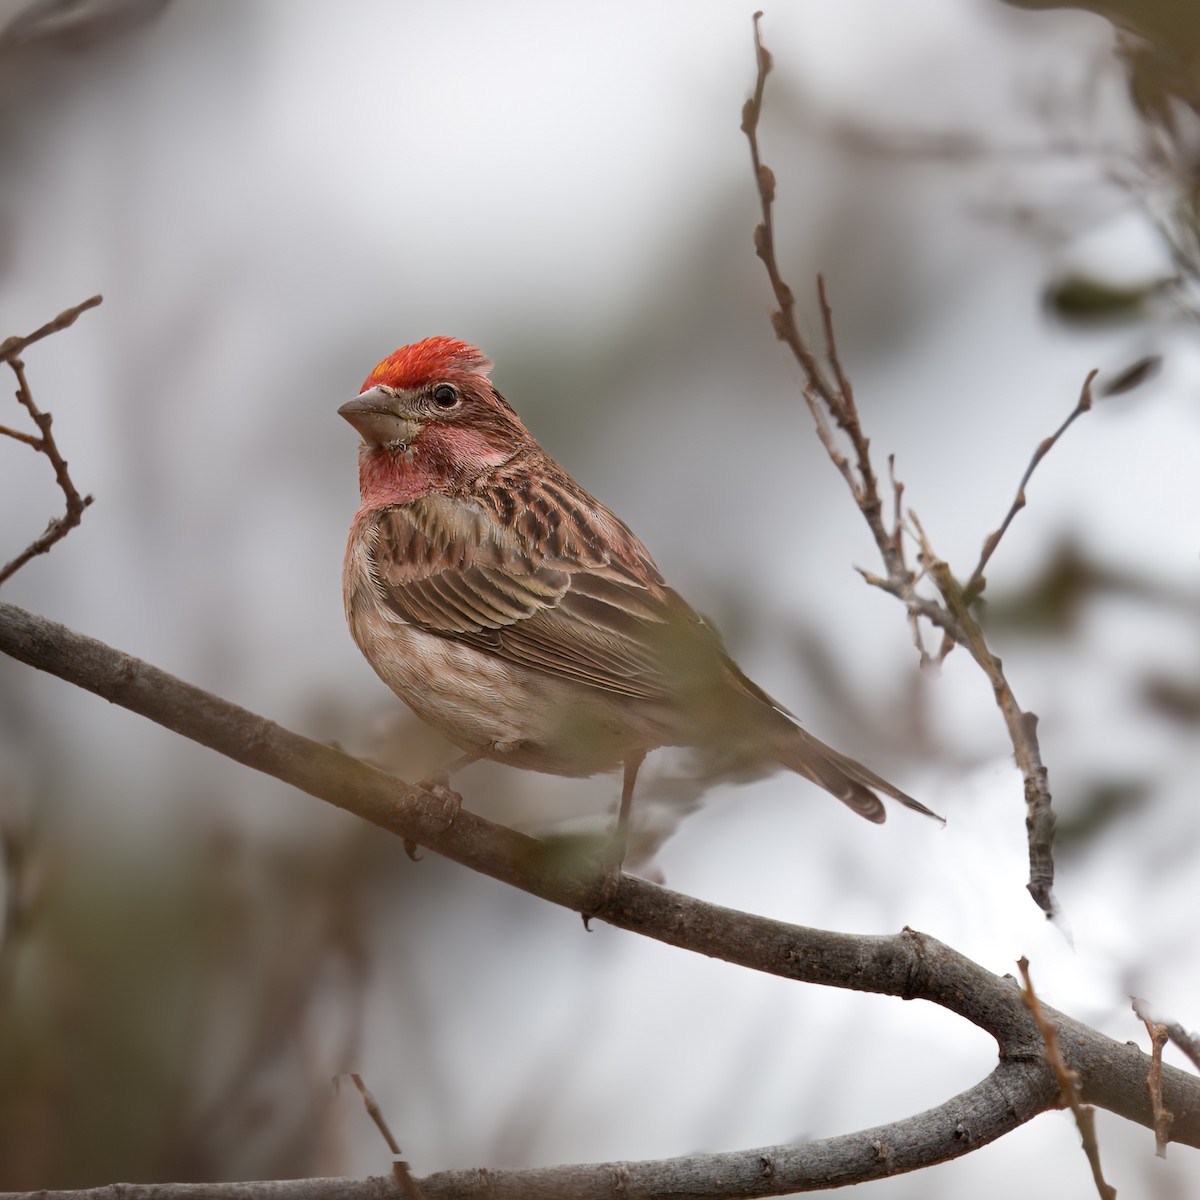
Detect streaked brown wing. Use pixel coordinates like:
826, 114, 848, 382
367, 499, 718, 702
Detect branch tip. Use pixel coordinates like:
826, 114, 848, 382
1, 296, 101, 587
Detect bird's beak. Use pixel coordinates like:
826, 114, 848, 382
338, 386, 424, 447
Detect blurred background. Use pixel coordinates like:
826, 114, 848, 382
2, 0, 1200, 1194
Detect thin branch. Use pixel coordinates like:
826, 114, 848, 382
963, 369, 1097, 605
742, 17, 956, 649
742, 15, 904, 585
908, 515, 1058, 915
742, 14, 1069, 917
1140, 1015, 1172, 1158
0, 295, 102, 362
1019, 958, 1117, 1200
0, 296, 102, 586
741, 15, 839, 409
1133, 997, 1184, 1157
0, 422, 41, 447
341, 1074, 426, 1198
343, 1073, 404, 1158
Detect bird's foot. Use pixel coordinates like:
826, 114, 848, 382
404, 775, 462, 860
582, 826, 628, 919
582, 749, 641, 918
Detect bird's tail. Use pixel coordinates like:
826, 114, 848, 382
774, 725, 943, 824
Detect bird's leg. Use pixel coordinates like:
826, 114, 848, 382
584, 751, 648, 918
602, 749, 646, 886
416, 747, 485, 794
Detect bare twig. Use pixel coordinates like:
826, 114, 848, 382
963, 369, 1098, 606
908, 515, 1058, 915
0, 295, 102, 362
1019, 958, 1117, 1200
742, 17, 905, 586
0, 296, 102, 587
1133, 997, 1186, 1157
742, 15, 1072, 917
1165, 1025, 1200, 1073
1139, 1013, 1172, 1158
741, 17, 838, 410
342, 1073, 403, 1157
341, 1074, 426, 1198
743, 17, 962, 648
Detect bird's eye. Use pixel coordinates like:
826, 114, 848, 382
432, 383, 459, 409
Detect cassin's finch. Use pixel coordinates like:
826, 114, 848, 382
341, 337, 939, 853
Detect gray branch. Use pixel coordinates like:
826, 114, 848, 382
2, 600, 1198, 1199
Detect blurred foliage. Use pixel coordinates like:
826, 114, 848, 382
1141, 671, 1200, 726
1006, 0, 1200, 315
0, 802, 394, 1187
979, 536, 1200, 638
0, 0, 169, 56
1097, 354, 1161, 396
1052, 778, 1152, 853
1044, 274, 1165, 321
1001, 0, 1200, 123
980, 534, 1200, 853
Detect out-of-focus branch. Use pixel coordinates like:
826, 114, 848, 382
962, 371, 1096, 606
2, 599, 1200, 1196
0, 1061, 1051, 1199
0, 295, 102, 586
741, 13, 1096, 920
1134, 996, 1200, 1075
342, 1074, 426, 1198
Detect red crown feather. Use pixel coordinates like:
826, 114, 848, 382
362, 337, 494, 393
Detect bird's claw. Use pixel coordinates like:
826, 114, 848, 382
582, 832, 628, 916
414, 776, 462, 826
403, 777, 462, 861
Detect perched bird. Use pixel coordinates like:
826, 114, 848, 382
340, 337, 939, 856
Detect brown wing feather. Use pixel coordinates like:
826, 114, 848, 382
365, 482, 722, 703
363, 467, 941, 823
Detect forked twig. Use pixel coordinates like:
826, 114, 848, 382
0, 295, 102, 586
741, 14, 1102, 918
1140, 1016, 1172, 1158
908, 513, 1057, 914
1133, 997, 1185, 1157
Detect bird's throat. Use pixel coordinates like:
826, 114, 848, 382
357, 443, 438, 507
356, 424, 513, 509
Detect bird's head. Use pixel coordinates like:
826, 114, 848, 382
341, 337, 533, 505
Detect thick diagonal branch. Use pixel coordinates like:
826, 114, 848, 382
2, 599, 1199, 1193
